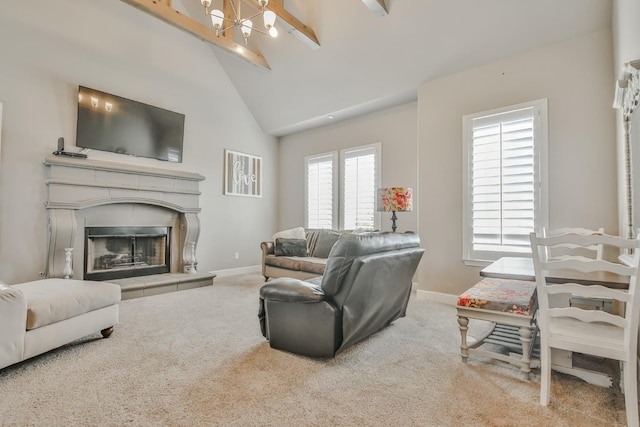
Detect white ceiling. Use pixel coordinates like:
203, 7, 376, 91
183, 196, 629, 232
179, 0, 611, 136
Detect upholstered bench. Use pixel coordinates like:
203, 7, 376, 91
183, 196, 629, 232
456, 278, 538, 377
0, 278, 120, 370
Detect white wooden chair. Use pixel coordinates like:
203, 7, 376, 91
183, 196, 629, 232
542, 227, 604, 260
529, 231, 640, 427
544, 227, 611, 311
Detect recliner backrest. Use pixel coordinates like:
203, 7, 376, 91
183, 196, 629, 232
320, 232, 421, 296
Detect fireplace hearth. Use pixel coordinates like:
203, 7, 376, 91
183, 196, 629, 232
85, 226, 170, 281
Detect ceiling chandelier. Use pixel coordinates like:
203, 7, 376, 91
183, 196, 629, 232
200, 0, 278, 44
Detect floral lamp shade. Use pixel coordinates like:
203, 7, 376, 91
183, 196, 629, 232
377, 187, 413, 212
377, 187, 413, 232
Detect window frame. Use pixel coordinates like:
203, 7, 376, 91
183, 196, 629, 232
304, 143, 381, 231
462, 99, 549, 265
304, 151, 339, 230
339, 143, 382, 231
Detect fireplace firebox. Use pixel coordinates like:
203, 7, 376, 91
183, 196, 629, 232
84, 226, 170, 281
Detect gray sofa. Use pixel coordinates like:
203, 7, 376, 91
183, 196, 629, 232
259, 231, 424, 357
260, 229, 342, 281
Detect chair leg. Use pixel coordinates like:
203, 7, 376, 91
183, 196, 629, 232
457, 316, 469, 363
540, 342, 551, 406
622, 360, 639, 427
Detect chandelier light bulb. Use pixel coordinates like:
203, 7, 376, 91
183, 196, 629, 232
201, 0, 276, 42
263, 10, 276, 29
211, 9, 224, 34
241, 19, 253, 41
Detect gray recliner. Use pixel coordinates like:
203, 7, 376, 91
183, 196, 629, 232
258, 231, 425, 357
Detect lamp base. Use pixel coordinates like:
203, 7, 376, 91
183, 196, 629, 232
391, 211, 397, 233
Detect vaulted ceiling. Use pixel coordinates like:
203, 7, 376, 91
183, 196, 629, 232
123, 0, 612, 136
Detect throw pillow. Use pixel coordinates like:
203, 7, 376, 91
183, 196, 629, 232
305, 230, 321, 256
312, 229, 341, 258
272, 226, 306, 242
274, 238, 308, 257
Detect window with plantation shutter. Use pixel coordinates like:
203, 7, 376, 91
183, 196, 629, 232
341, 144, 380, 230
462, 99, 548, 264
305, 153, 337, 229
304, 143, 381, 231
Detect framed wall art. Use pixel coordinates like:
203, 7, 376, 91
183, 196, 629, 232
224, 149, 262, 197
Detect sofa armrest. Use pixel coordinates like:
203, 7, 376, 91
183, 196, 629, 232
260, 277, 326, 303
260, 241, 275, 279
260, 241, 275, 256
0, 283, 27, 369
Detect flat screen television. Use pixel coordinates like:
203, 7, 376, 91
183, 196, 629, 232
76, 86, 185, 163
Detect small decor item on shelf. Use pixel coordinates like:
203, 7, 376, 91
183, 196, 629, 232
377, 187, 413, 232
63, 247, 74, 279
188, 242, 197, 274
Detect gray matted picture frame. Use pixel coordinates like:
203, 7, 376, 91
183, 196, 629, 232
224, 149, 262, 197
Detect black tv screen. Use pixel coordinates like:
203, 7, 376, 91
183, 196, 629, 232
76, 86, 184, 163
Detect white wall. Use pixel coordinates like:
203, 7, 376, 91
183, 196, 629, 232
417, 29, 616, 295
278, 102, 418, 233
0, 1, 277, 283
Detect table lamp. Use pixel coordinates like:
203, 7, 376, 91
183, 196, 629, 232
377, 187, 413, 232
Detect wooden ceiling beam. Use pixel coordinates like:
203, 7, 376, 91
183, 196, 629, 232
120, 0, 270, 70
361, 0, 388, 17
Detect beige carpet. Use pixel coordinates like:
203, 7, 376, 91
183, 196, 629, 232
0, 273, 630, 426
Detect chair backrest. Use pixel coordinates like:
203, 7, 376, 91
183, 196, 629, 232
542, 227, 605, 260
529, 232, 640, 353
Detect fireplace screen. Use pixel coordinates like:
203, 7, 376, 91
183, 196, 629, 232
85, 226, 170, 281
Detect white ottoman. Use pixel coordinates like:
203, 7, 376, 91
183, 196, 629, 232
0, 278, 121, 370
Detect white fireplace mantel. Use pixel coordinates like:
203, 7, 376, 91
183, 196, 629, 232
44, 155, 206, 278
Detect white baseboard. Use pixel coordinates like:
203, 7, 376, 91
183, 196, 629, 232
209, 265, 261, 278
412, 288, 458, 305
209, 273, 459, 304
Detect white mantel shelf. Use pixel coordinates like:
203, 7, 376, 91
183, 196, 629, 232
44, 154, 205, 181
43, 154, 205, 212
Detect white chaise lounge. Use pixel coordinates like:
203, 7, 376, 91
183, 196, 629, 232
0, 278, 121, 370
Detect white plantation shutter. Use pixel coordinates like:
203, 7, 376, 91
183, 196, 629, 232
305, 144, 381, 232
341, 144, 380, 230
305, 153, 337, 229
463, 100, 548, 263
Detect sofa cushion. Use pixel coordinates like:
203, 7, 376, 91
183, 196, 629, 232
265, 255, 328, 274
297, 258, 328, 275
275, 238, 308, 257
272, 227, 306, 242
312, 229, 341, 258
13, 279, 121, 330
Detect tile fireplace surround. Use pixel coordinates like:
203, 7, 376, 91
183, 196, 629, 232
44, 155, 214, 299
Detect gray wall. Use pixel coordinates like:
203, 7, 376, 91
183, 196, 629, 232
417, 29, 616, 296
279, 29, 617, 298
278, 102, 418, 234
0, 1, 278, 283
